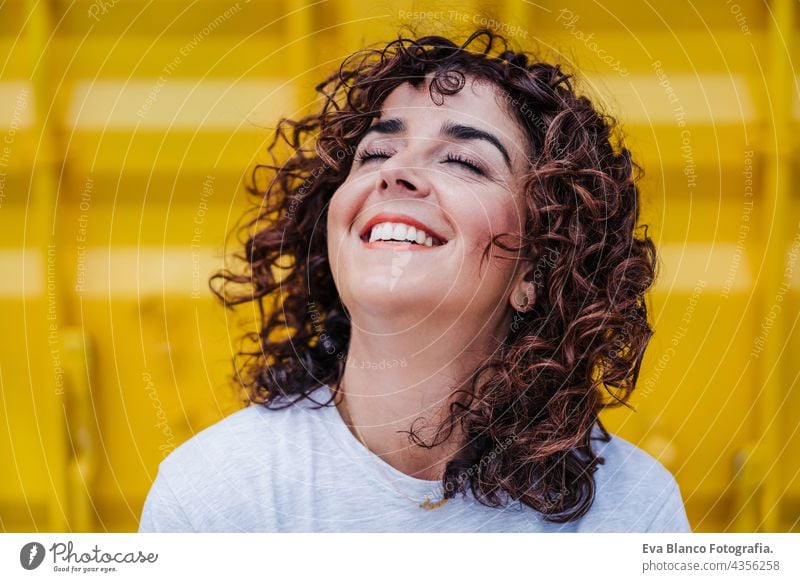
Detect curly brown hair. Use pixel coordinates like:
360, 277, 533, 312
210, 26, 658, 523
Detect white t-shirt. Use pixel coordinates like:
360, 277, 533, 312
138, 383, 691, 532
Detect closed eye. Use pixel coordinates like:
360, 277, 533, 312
442, 153, 485, 176
355, 147, 393, 164
355, 147, 487, 177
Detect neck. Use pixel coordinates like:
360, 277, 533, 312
335, 309, 512, 481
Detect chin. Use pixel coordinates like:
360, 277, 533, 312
343, 282, 440, 320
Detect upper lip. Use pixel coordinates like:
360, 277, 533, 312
358, 212, 449, 244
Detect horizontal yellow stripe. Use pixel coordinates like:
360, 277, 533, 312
0, 75, 763, 132
65, 79, 297, 130
0, 247, 222, 297
586, 74, 756, 124
0, 82, 34, 130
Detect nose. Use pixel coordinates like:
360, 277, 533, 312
379, 175, 416, 192
374, 150, 432, 198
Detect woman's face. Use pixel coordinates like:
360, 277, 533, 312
327, 74, 532, 336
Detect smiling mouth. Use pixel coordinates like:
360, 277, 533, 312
358, 221, 448, 248
359, 238, 447, 250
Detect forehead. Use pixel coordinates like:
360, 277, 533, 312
376, 75, 527, 147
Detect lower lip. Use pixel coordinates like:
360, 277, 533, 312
360, 239, 446, 251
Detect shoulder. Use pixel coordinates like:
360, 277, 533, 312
161, 405, 274, 476
591, 427, 674, 489
576, 426, 691, 532
139, 388, 330, 532
160, 388, 332, 478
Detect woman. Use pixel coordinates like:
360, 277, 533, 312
139, 27, 690, 532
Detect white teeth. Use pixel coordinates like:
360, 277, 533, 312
366, 221, 443, 246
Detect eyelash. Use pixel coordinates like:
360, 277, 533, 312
355, 147, 486, 176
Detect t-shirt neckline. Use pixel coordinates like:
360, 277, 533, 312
315, 383, 449, 499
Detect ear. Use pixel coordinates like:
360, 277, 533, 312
509, 266, 536, 312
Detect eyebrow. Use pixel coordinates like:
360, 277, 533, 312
361, 117, 512, 170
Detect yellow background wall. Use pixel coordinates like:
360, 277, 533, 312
0, 0, 797, 532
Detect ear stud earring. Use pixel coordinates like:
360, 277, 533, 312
514, 284, 534, 312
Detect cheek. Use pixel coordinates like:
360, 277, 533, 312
326, 177, 370, 276
459, 199, 521, 254
327, 182, 358, 241
328, 171, 371, 226
325, 194, 348, 273
453, 200, 523, 298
